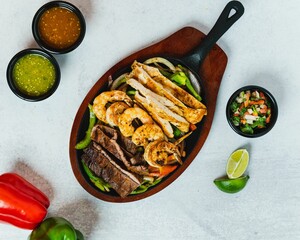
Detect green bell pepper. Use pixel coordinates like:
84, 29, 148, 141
170, 70, 202, 101
75, 104, 96, 150
170, 71, 187, 86
28, 217, 84, 240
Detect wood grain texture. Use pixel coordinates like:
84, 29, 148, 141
69, 26, 228, 202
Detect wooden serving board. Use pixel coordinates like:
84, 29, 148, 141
69, 26, 228, 202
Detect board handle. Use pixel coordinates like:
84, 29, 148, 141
183, 1, 244, 72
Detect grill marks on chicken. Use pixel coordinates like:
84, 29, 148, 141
128, 61, 207, 130
128, 79, 190, 133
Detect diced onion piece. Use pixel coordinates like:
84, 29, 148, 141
236, 96, 243, 103
252, 90, 260, 99
244, 115, 258, 121
143, 57, 176, 71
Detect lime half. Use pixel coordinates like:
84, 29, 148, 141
214, 175, 250, 193
226, 149, 249, 179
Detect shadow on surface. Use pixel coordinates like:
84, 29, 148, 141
11, 160, 54, 202
51, 198, 100, 239
245, 71, 284, 105
70, 0, 94, 21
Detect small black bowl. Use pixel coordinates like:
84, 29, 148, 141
226, 85, 278, 138
7, 48, 61, 101
32, 1, 86, 54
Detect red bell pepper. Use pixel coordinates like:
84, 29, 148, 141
0, 173, 49, 229
0, 173, 50, 208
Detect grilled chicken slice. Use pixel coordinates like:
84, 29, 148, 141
133, 92, 174, 138
130, 62, 207, 124
133, 62, 207, 111
127, 78, 183, 115
134, 91, 190, 133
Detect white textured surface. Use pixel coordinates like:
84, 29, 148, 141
1, 0, 300, 239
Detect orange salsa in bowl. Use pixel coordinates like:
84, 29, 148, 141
38, 7, 81, 50
32, 1, 86, 54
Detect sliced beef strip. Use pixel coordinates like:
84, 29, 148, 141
91, 124, 148, 175
117, 132, 139, 155
97, 124, 139, 156
82, 142, 142, 198
118, 146, 146, 166
91, 125, 129, 165
129, 152, 146, 166
96, 124, 118, 140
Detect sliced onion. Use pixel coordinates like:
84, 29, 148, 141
143, 57, 176, 71
110, 73, 128, 90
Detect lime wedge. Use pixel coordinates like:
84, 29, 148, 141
214, 175, 250, 193
226, 149, 249, 179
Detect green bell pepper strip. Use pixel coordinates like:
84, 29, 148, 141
185, 77, 202, 101
171, 124, 183, 138
28, 217, 84, 240
126, 89, 137, 96
170, 71, 202, 101
170, 72, 186, 86
131, 179, 162, 195
75, 104, 96, 150
82, 160, 162, 195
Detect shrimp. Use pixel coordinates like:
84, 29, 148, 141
92, 90, 132, 123
118, 107, 153, 137
144, 140, 182, 168
132, 123, 165, 147
106, 102, 130, 127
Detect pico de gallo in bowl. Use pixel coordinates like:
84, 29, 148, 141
226, 85, 278, 137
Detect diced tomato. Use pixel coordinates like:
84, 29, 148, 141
260, 108, 268, 114
266, 113, 271, 123
250, 99, 265, 105
244, 91, 251, 107
239, 102, 245, 111
259, 91, 266, 99
189, 124, 197, 131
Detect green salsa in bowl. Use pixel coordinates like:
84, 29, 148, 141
7, 48, 60, 101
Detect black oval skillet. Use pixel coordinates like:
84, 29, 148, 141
70, 1, 244, 202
